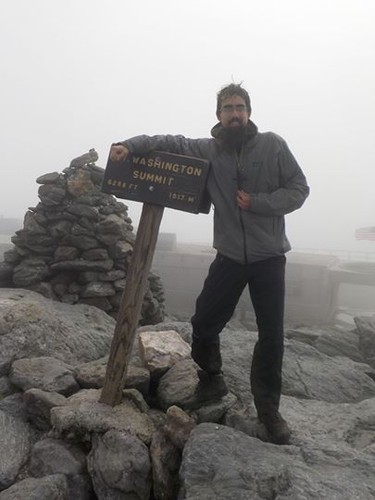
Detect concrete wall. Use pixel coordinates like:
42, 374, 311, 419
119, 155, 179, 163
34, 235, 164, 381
152, 245, 339, 326
284, 252, 339, 325
152, 245, 213, 318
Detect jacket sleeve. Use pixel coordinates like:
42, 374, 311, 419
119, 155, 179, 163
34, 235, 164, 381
120, 134, 209, 159
249, 137, 310, 216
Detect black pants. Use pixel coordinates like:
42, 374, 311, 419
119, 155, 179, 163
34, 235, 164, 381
191, 253, 286, 416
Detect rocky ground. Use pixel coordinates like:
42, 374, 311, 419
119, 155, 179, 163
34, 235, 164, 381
0, 287, 375, 499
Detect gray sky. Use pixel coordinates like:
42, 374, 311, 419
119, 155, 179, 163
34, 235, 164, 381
1, 0, 375, 253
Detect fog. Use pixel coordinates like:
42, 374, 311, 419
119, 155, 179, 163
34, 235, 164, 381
1, 0, 375, 255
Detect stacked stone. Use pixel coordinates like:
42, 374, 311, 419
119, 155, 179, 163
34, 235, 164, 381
0, 150, 165, 325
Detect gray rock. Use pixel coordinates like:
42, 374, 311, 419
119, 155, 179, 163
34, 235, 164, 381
0, 474, 69, 499
108, 240, 133, 259
23, 211, 47, 235
24, 388, 67, 430
59, 234, 99, 251
96, 214, 128, 236
0, 410, 31, 489
0, 394, 28, 421
61, 293, 79, 304
98, 269, 126, 281
101, 201, 130, 216
164, 406, 196, 450
279, 395, 375, 450
124, 364, 151, 396
28, 436, 94, 499
0, 288, 114, 375
180, 422, 375, 500
283, 340, 375, 403
74, 356, 150, 396
81, 248, 109, 261
96, 232, 124, 246
81, 282, 115, 298
79, 296, 113, 311
51, 389, 155, 444
50, 258, 114, 272
10, 357, 79, 395
157, 359, 199, 411
43, 210, 78, 223
122, 389, 149, 413
0, 377, 13, 398
224, 408, 261, 439
13, 258, 50, 286
193, 393, 237, 423
32, 212, 48, 227
77, 271, 99, 284
114, 278, 126, 291
49, 220, 73, 239
71, 222, 95, 236
285, 326, 322, 345
220, 327, 257, 407
28, 281, 56, 300
38, 184, 66, 206
314, 327, 363, 362
87, 429, 151, 500
2, 249, 20, 265
54, 246, 80, 262
29, 437, 87, 476
36, 172, 62, 184
156, 357, 235, 419
66, 204, 99, 220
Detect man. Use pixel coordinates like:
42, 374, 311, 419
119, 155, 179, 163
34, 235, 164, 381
110, 83, 309, 444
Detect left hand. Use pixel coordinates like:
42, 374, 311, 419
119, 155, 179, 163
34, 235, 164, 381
237, 189, 251, 210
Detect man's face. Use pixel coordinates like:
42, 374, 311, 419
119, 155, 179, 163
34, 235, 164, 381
217, 95, 250, 129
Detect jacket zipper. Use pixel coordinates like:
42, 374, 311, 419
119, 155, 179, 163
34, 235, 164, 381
235, 147, 248, 264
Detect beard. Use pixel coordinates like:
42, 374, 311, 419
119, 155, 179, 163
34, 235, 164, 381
221, 120, 248, 150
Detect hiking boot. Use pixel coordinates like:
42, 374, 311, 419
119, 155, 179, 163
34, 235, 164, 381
194, 370, 228, 403
258, 411, 291, 445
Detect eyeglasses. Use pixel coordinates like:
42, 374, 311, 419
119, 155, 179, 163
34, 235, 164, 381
220, 104, 248, 114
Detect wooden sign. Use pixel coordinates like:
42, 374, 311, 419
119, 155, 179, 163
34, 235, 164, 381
102, 150, 211, 214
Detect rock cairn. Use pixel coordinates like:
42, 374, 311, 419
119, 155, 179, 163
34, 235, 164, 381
0, 149, 165, 325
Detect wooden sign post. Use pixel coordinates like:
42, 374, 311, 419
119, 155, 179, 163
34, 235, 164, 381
100, 202, 164, 406
99, 151, 210, 407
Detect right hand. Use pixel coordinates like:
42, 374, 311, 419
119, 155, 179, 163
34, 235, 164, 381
109, 144, 129, 162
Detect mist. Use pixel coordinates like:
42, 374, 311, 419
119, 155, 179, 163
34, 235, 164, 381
1, 0, 375, 255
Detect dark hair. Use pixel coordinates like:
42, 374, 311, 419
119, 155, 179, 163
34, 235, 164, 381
216, 83, 251, 116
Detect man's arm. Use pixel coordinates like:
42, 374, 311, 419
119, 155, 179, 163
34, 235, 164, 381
110, 134, 210, 161
247, 138, 309, 216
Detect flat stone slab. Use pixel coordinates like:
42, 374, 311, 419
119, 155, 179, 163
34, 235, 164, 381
50, 389, 155, 444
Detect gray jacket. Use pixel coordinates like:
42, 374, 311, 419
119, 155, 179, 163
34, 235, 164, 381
122, 121, 309, 264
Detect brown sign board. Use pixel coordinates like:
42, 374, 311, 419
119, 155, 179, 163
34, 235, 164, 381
102, 150, 211, 214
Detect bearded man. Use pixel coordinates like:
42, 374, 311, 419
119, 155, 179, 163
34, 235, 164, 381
110, 83, 309, 444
